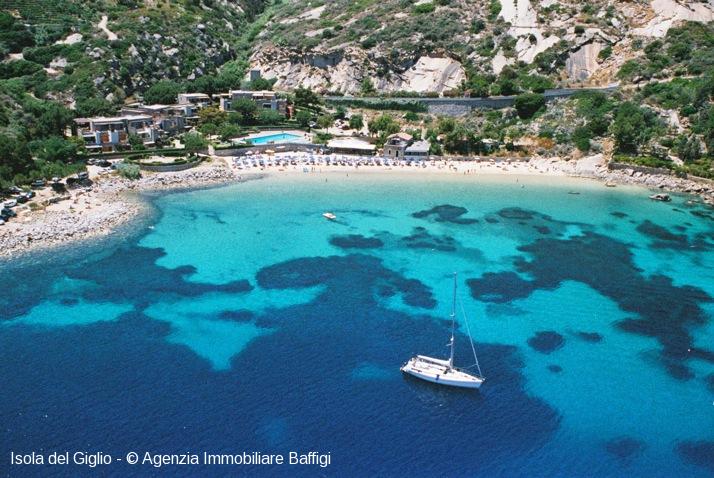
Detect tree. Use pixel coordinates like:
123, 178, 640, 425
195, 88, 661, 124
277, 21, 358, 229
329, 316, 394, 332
349, 114, 364, 130
611, 102, 661, 154
294, 87, 320, 108
199, 123, 218, 136
27, 101, 74, 138
296, 110, 312, 128
189, 76, 217, 95
128, 133, 146, 151
514, 93, 546, 119
0, 134, 32, 183
183, 132, 207, 154
231, 98, 258, 124
0, 12, 35, 53
198, 106, 228, 127
368, 114, 399, 136
676, 135, 701, 162
317, 114, 333, 130
144, 80, 183, 104
248, 77, 275, 91
30, 136, 78, 163
334, 105, 347, 120
219, 123, 241, 142
258, 109, 284, 125
76, 97, 115, 117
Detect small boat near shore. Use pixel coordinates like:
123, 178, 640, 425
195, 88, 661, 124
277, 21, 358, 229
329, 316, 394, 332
401, 273, 485, 389
323, 212, 337, 221
649, 193, 671, 202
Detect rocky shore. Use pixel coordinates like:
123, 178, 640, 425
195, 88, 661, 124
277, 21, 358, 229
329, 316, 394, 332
592, 168, 714, 206
0, 162, 239, 258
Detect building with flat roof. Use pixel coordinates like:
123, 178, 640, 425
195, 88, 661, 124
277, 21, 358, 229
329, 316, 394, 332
327, 137, 376, 155
405, 140, 431, 161
73, 115, 158, 151
120, 104, 189, 137
218, 90, 288, 116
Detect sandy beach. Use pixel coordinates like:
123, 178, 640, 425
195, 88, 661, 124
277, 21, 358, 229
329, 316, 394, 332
1, 152, 712, 258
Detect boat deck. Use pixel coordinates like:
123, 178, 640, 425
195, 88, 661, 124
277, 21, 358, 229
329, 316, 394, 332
401, 356, 483, 388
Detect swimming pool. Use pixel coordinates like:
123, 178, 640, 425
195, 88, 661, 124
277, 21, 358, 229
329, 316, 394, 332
248, 132, 305, 145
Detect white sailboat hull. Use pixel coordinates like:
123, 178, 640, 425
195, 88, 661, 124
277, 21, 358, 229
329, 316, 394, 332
401, 356, 484, 389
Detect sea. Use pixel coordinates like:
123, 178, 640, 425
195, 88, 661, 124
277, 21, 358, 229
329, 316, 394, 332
1, 172, 713, 477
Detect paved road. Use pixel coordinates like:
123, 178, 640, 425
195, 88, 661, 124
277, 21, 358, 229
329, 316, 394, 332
324, 85, 619, 112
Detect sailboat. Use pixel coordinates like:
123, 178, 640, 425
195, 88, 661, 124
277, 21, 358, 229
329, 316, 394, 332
400, 273, 485, 389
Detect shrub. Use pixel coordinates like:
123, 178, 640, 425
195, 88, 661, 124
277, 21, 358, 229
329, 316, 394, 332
116, 161, 141, 179
598, 46, 612, 61
488, 0, 501, 20
413, 2, 435, 14
514, 93, 546, 119
572, 127, 592, 152
183, 132, 208, 154
611, 102, 662, 154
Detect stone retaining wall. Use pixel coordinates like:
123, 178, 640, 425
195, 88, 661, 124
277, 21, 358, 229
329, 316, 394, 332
608, 162, 673, 176
138, 160, 201, 172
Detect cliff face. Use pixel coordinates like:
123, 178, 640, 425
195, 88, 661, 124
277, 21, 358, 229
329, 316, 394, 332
249, 0, 714, 94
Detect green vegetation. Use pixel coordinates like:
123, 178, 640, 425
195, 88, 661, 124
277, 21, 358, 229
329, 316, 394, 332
183, 132, 208, 155
611, 102, 663, 154
349, 114, 364, 130
327, 99, 427, 113
514, 93, 545, 119
116, 161, 141, 179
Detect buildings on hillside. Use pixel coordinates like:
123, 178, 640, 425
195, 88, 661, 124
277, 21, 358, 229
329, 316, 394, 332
72, 115, 158, 152
72, 89, 289, 151
216, 90, 288, 115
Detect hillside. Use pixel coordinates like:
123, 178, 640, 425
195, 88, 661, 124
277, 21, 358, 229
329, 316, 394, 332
249, 0, 714, 94
1, 0, 270, 110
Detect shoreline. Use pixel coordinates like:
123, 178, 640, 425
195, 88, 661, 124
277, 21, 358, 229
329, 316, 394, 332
1, 154, 712, 259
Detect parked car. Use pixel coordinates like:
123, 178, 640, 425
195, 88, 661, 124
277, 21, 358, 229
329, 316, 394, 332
3, 199, 17, 208
15, 194, 28, 204
77, 172, 89, 181
31, 179, 46, 189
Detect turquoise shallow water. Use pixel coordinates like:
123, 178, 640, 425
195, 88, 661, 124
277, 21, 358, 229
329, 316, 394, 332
1, 172, 713, 476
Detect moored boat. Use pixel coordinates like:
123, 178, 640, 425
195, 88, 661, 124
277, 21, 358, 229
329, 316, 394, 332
323, 212, 337, 220
649, 193, 671, 202
401, 273, 485, 389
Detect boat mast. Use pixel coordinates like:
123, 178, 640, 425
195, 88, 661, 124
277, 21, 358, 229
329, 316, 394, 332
449, 272, 457, 369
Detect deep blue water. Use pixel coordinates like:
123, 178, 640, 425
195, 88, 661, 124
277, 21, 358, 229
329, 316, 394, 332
1, 173, 713, 477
